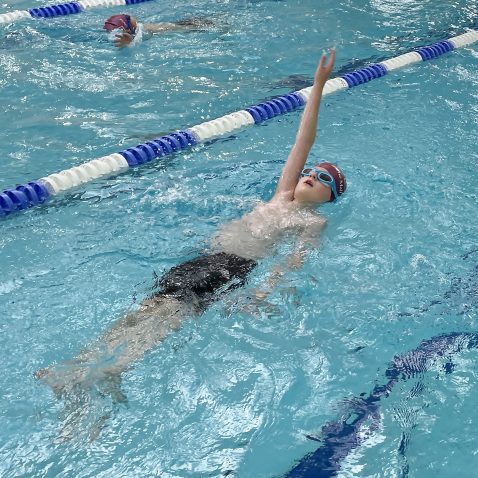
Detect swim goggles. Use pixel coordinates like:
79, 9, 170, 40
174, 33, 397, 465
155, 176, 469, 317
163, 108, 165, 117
301, 167, 338, 201
123, 15, 136, 35
120, 15, 136, 35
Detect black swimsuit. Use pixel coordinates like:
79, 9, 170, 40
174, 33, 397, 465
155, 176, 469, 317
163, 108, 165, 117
154, 252, 257, 312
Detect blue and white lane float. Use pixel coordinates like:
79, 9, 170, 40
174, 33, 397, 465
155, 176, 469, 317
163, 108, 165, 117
1, 30, 477, 216
0, 0, 153, 24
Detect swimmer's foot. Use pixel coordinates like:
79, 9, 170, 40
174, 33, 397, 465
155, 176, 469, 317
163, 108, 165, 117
34, 367, 49, 380
35, 363, 127, 403
36, 363, 127, 442
35, 363, 89, 398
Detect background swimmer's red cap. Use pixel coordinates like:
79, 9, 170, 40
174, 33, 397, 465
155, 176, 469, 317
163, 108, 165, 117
103, 14, 130, 32
317, 162, 347, 201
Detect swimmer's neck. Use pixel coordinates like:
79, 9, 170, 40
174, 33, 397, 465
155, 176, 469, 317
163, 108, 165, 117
265, 195, 320, 211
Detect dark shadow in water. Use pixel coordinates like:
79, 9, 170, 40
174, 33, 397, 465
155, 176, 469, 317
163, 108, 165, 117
269, 15, 478, 94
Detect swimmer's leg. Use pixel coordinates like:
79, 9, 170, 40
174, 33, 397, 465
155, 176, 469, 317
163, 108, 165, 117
36, 296, 191, 399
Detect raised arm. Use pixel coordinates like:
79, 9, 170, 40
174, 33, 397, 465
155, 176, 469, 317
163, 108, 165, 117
273, 49, 335, 199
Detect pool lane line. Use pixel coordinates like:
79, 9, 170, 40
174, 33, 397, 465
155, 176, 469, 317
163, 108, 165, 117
0, 0, 153, 24
1, 29, 477, 216
280, 331, 478, 478
281, 257, 478, 477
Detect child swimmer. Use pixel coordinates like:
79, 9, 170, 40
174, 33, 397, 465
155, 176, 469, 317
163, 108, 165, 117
36, 49, 346, 399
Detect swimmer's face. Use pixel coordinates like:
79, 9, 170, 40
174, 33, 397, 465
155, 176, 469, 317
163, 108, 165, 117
293, 165, 335, 205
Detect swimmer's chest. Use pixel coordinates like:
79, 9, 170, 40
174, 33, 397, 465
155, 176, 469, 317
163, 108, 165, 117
241, 205, 323, 236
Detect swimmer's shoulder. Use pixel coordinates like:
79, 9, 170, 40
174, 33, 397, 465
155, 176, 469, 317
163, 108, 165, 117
143, 22, 177, 34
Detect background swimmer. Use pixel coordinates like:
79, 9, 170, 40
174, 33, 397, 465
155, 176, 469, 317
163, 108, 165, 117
103, 14, 214, 48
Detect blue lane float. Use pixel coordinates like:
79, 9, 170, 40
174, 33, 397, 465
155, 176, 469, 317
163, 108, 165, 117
0, 181, 50, 216
340, 63, 387, 87
0, 0, 154, 24
119, 131, 198, 167
29, 2, 82, 18
246, 93, 305, 123
1, 29, 477, 216
415, 40, 454, 60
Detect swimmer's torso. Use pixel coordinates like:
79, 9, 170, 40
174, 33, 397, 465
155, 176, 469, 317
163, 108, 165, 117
209, 199, 326, 260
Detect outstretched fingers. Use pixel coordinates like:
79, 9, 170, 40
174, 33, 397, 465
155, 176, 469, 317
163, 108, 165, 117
314, 48, 336, 85
324, 48, 336, 73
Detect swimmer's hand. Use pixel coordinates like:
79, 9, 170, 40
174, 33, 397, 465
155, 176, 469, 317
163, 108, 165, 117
314, 48, 335, 86
237, 288, 279, 318
114, 31, 134, 48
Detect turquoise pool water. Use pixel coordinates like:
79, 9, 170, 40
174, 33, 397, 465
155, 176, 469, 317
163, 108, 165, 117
1, 0, 477, 476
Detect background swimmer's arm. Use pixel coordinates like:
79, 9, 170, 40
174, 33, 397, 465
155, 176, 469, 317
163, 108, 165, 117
143, 22, 183, 33
144, 18, 213, 34
273, 49, 335, 200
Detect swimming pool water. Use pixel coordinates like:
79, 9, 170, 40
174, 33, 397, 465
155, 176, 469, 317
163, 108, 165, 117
1, 0, 477, 476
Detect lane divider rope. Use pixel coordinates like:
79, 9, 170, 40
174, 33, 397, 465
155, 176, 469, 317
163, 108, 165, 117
1, 30, 477, 216
0, 0, 153, 24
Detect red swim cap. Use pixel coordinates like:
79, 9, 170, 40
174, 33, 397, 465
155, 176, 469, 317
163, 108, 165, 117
317, 162, 347, 202
103, 14, 130, 32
